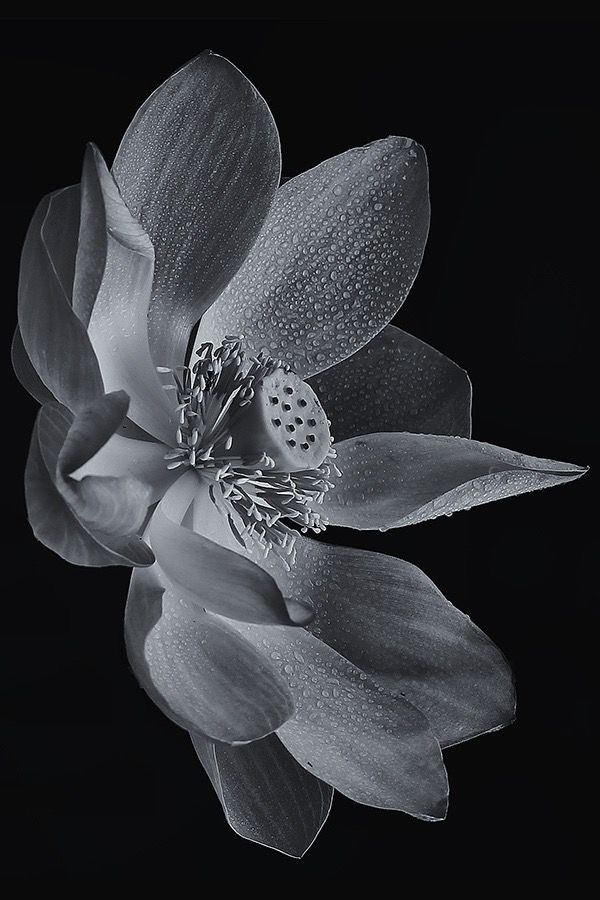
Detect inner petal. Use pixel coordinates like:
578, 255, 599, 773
159, 338, 340, 566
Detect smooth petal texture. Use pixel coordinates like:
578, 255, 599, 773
308, 325, 472, 441
150, 473, 298, 625
324, 433, 587, 529
72, 433, 176, 505
112, 52, 281, 368
191, 731, 333, 857
41, 184, 80, 302
192, 495, 448, 818
124, 564, 294, 742
81, 145, 177, 445
198, 136, 429, 379
17, 192, 104, 412
11, 326, 54, 405
26, 417, 152, 567
272, 538, 513, 748
25, 394, 154, 566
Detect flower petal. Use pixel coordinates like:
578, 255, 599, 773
41, 184, 80, 302
197, 137, 429, 379
81, 145, 177, 445
150, 473, 299, 625
274, 538, 513, 748
124, 564, 294, 743
11, 326, 53, 405
191, 495, 448, 818
26, 394, 154, 566
17, 192, 104, 411
308, 325, 472, 440
230, 620, 447, 818
191, 731, 333, 857
323, 433, 587, 529
112, 52, 281, 369
72, 433, 176, 505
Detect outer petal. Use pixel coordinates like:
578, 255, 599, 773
308, 325, 472, 440
124, 564, 294, 743
192, 494, 448, 818
11, 326, 53, 405
26, 394, 154, 567
81, 145, 177, 445
197, 136, 429, 379
17, 192, 104, 412
150, 473, 300, 625
324, 433, 587, 529
112, 52, 281, 368
41, 184, 80, 301
191, 732, 333, 857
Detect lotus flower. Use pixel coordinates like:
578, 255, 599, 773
13, 53, 586, 857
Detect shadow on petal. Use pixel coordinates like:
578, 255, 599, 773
124, 565, 295, 743
191, 731, 333, 858
26, 393, 155, 566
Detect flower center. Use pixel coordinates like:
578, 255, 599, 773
158, 337, 339, 567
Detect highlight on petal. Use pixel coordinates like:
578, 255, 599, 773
150, 473, 300, 625
198, 136, 429, 379
26, 393, 154, 567
323, 433, 587, 530
72, 432, 177, 505
191, 494, 448, 819
80, 145, 177, 445
263, 536, 514, 748
11, 326, 53, 405
112, 52, 281, 369
308, 325, 472, 441
191, 731, 333, 858
17, 191, 104, 412
124, 565, 294, 742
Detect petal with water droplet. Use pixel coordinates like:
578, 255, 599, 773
323, 433, 587, 529
197, 136, 429, 378
191, 492, 448, 818
124, 564, 294, 743
265, 537, 513, 748
308, 324, 472, 440
191, 731, 332, 857
112, 52, 281, 369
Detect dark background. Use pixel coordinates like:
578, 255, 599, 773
1, 17, 596, 881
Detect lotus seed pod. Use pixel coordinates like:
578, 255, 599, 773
228, 369, 330, 471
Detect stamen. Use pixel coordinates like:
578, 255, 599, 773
159, 337, 338, 565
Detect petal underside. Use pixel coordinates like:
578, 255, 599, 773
191, 731, 333, 857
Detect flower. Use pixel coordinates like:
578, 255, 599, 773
13, 52, 586, 858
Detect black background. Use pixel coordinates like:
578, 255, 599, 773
1, 17, 596, 882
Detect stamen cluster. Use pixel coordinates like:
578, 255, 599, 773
159, 338, 340, 566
